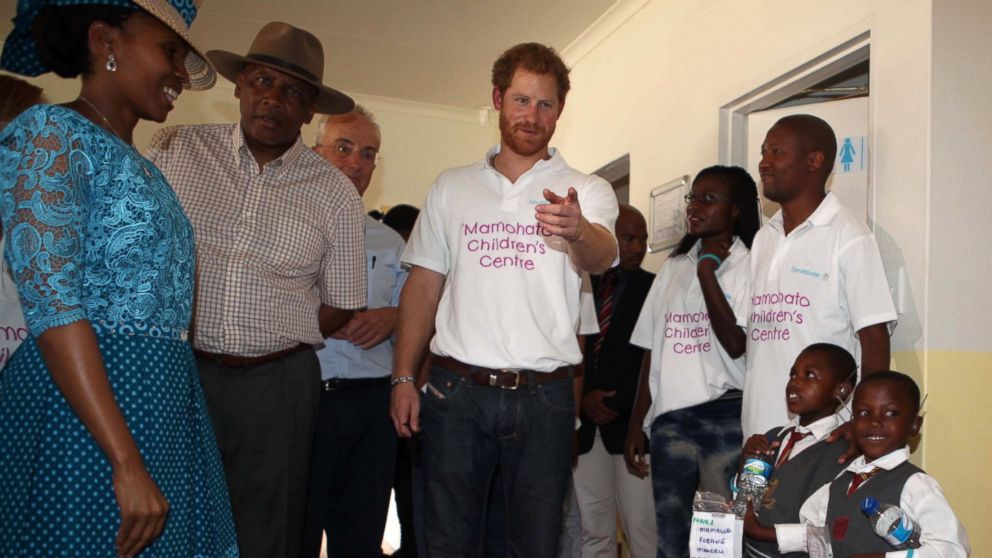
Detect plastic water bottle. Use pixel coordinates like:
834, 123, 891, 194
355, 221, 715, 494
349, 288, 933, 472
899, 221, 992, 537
860, 496, 921, 549
732, 453, 774, 518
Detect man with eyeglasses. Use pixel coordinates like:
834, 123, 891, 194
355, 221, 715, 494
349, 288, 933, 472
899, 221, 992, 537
301, 106, 406, 558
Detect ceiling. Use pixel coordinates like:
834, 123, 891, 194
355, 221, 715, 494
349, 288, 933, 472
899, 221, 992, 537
0, 0, 618, 109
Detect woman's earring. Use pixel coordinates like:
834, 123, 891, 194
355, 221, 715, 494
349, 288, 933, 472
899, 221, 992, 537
106, 54, 117, 72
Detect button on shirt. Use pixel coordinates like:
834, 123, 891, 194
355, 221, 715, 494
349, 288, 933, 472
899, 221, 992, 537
777, 447, 970, 557
402, 146, 619, 372
145, 124, 367, 356
317, 217, 406, 380
742, 193, 897, 437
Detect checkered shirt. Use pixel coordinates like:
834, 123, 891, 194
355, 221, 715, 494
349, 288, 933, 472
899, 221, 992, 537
146, 123, 367, 356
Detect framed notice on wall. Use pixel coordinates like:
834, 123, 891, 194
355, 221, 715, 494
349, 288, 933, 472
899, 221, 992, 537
648, 175, 689, 253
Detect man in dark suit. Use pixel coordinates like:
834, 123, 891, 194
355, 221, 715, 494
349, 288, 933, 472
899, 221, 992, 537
574, 205, 657, 558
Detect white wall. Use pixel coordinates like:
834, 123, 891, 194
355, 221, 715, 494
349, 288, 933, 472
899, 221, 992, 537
923, 1, 992, 543
341, 95, 498, 212
553, 0, 992, 548
2, 72, 498, 213
928, 0, 992, 352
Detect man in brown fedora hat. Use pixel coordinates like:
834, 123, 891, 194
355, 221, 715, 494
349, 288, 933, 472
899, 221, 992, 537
146, 21, 367, 558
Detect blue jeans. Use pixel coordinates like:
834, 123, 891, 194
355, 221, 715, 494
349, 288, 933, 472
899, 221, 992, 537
649, 393, 742, 558
421, 365, 575, 558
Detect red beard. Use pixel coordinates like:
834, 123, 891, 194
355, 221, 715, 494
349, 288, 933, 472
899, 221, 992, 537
498, 110, 553, 158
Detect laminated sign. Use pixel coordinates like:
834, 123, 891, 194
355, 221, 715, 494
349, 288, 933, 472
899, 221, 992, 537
689, 512, 743, 558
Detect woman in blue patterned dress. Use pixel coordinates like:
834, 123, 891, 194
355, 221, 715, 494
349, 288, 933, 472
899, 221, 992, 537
0, 1, 238, 557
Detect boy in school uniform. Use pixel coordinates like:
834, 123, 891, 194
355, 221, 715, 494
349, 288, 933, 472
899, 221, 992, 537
759, 371, 970, 558
742, 343, 856, 558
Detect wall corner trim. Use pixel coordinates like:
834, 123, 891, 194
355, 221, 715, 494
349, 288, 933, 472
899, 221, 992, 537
561, 0, 651, 67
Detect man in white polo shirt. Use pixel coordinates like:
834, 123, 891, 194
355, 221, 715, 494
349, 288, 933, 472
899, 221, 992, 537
389, 43, 619, 557
743, 114, 897, 438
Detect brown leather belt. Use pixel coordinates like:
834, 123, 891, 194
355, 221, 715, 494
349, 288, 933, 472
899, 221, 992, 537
433, 355, 572, 390
194, 343, 310, 367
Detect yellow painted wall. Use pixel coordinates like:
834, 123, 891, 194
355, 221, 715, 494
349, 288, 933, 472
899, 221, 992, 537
919, 351, 992, 553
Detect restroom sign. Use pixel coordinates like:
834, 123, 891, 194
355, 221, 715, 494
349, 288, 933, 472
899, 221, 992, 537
836, 135, 867, 174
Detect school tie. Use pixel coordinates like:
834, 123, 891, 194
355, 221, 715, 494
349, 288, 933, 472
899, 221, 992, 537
592, 269, 619, 368
775, 428, 811, 468
846, 468, 879, 497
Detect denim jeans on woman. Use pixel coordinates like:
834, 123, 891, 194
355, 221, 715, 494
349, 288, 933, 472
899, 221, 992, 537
421, 365, 575, 558
649, 392, 742, 558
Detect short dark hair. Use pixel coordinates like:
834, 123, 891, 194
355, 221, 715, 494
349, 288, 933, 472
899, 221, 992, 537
382, 204, 420, 239
672, 165, 761, 256
774, 114, 838, 177
491, 42, 571, 103
856, 370, 922, 413
800, 343, 857, 387
32, 5, 135, 79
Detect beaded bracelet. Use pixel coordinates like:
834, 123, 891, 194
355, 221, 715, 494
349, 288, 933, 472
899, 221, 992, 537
698, 253, 723, 267
391, 375, 416, 387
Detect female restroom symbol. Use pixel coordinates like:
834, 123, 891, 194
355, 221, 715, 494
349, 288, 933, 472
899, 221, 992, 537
840, 138, 856, 172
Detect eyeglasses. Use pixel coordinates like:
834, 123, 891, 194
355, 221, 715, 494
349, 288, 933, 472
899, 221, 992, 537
684, 191, 731, 205
317, 140, 380, 165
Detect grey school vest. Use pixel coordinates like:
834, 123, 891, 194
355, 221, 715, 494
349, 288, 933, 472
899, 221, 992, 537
825, 461, 922, 557
744, 427, 848, 558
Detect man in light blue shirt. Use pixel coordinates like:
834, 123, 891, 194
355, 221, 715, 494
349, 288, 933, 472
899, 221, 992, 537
302, 107, 408, 557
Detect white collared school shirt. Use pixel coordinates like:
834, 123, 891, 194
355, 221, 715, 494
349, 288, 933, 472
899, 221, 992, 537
777, 447, 970, 558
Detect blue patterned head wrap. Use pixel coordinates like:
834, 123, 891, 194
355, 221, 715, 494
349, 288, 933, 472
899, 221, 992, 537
0, 0, 214, 90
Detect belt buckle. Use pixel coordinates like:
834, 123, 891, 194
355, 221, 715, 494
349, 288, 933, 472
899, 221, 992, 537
490, 369, 521, 390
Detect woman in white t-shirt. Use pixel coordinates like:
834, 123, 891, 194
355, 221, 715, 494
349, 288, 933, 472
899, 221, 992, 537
624, 165, 761, 558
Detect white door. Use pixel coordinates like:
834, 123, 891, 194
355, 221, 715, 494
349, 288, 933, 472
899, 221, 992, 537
746, 97, 869, 222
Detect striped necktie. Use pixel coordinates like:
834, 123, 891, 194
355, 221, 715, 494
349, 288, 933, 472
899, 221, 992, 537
592, 270, 619, 368
775, 428, 811, 468
847, 468, 879, 496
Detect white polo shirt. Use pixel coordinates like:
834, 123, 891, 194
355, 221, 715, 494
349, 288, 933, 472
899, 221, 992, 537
629, 238, 750, 428
578, 273, 599, 336
403, 146, 618, 372
742, 193, 896, 437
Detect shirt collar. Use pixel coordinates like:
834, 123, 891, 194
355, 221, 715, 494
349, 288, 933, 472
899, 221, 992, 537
231, 124, 305, 175
768, 192, 842, 233
845, 446, 911, 474
778, 413, 843, 442
481, 145, 566, 173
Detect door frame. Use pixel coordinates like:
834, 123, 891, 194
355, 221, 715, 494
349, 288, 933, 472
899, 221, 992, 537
718, 31, 873, 220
